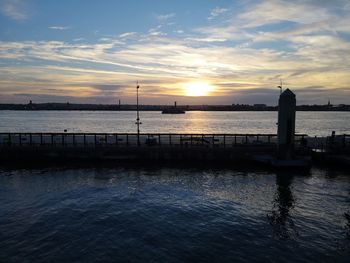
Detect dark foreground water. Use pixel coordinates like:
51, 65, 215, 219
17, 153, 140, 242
0, 166, 349, 262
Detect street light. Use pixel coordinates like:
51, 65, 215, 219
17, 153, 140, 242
135, 81, 141, 146
277, 79, 283, 94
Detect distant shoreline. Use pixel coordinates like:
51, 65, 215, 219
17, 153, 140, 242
1, 109, 350, 112
0, 103, 349, 111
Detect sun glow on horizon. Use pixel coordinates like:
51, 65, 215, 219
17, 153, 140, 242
183, 82, 213, 97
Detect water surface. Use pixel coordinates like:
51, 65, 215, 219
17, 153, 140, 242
0, 111, 349, 136
0, 166, 349, 262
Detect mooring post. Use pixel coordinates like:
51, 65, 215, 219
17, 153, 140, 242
277, 89, 296, 159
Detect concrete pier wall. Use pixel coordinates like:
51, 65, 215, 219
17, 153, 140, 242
0, 144, 277, 163
3, 132, 347, 167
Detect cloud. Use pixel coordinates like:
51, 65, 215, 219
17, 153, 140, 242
184, 37, 227, 43
49, 26, 70, 30
92, 84, 125, 91
155, 13, 175, 22
73, 38, 85, 42
1, 0, 350, 104
238, 0, 332, 28
148, 27, 167, 37
1, 34, 349, 103
119, 32, 137, 38
208, 7, 229, 20
195, 24, 247, 42
0, 0, 29, 20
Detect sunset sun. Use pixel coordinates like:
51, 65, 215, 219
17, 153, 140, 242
184, 82, 213, 97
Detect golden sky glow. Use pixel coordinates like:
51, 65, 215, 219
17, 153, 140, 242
184, 82, 213, 97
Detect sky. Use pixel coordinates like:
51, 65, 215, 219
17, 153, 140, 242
0, 0, 350, 105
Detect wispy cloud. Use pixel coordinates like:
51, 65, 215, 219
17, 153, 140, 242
119, 32, 137, 38
1, 27, 349, 103
208, 7, 229, 20
49, 26, 70, 30
238, 0, 332, 28
73, 38, 84, 42
155, 13, 175, 22
0, 0, 29, 20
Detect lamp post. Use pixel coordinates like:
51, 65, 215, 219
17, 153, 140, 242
277, 79, 283, 94
136, 82, 141, 146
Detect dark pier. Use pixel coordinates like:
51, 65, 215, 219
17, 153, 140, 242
0, 132, 309, 164
0, 132, 349, 168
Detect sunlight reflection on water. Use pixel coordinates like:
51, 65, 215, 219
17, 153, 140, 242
0, 110, 349, 136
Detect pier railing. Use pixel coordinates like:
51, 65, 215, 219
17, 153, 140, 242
0, 133, 307, 148
306, 134, 350, 151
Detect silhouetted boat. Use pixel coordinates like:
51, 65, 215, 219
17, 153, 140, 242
162, 101, 185, 114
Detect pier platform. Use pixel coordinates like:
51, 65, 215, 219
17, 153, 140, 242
0, 133, 306, 162
0, 132, 348, 168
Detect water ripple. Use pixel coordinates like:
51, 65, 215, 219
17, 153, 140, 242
0, 167, 349, 262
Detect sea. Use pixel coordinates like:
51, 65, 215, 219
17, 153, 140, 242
0, 110, 349, 136
0, 111, 349, 262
